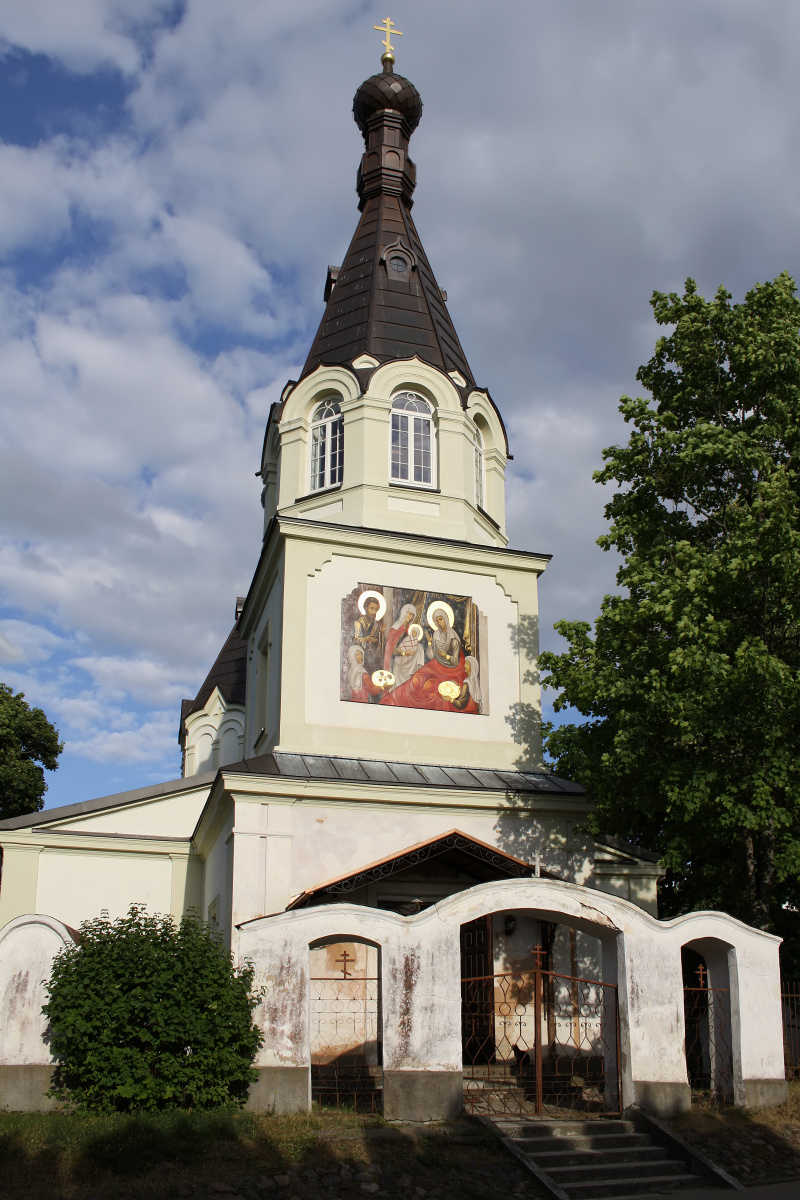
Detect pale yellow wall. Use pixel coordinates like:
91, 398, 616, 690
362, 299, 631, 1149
0, 844, 41, 929
53, 787, 210, 837
258, 527, 544, 771
243, 542, 285, 756
35, 848, 173, 928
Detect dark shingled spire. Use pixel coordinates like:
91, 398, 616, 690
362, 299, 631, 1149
178, 602, 247, 746
301, 62, 475, 390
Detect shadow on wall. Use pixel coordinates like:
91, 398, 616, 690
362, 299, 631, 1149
505, 612, 542, 759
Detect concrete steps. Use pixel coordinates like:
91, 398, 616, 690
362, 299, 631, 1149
485, 1117, 721, 1200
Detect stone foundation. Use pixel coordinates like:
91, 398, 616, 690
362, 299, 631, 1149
383, 1070, 463, 1122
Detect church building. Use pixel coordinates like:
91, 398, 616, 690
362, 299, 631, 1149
0, 40, 787, 1124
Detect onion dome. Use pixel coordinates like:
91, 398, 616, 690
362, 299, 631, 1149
353, 69, 423, 140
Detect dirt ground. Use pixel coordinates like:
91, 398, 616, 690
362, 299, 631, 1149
667, 1081, 800, 1185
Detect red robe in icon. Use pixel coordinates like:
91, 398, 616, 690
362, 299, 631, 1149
380, 648, 470, 711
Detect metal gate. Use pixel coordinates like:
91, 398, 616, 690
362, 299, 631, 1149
462, 957, 621, 1116
683, 981, 733, 1101
309, 952, 382, 1112
783, 981, 800, 1079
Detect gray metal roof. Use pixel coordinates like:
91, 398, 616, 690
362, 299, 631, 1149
0, 770, 217, 831
0, 752, 583, 837
226, 752, 585, 795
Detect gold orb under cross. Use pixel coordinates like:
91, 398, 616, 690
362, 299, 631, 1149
374, 16, 402, 65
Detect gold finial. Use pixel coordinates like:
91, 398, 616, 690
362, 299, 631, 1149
374, 16, 402, 69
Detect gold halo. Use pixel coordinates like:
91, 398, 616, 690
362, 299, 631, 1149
372, 670, 395, 687
438, 680, 461, 700
357, 590, 387, 620
408, 622, 423, 642
426, 600, 455, 630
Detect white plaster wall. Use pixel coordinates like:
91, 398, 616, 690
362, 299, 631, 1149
239, 878, 785, 1099
0, 916, 75, 1066
673, 914, 785, 1096
304, 554, 519, 747
53, 788, 210, 837
287, 802, 581, 900
35, 851, 172, 929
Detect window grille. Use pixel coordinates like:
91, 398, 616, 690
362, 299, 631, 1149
391, 392, 434, 486
310, 399, 344, 491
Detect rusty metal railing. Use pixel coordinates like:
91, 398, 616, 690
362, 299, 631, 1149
309, 975, 382, 1113
461, 967, 621, 1117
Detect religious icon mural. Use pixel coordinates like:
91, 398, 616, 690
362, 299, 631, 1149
340, 584, 489, 714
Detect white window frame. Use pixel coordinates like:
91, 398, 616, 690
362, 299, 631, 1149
389, 392, 437, 489
473, 423, 485, 509
309, 398, 344, 492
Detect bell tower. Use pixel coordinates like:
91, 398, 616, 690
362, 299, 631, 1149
259, 53, 509, 549
240, 49, 547, 773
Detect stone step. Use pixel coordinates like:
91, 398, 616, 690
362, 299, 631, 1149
547, 1159, 686, 1184
529, 1145, 666, 1168
497, 1120, 639, 1138
513, 1134, 652, 1153
559, 1174, 705, 1199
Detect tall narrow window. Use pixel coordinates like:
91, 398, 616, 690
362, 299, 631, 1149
310, 399, 344, 491
390, 392, 435, 486
474, 425, 485, 509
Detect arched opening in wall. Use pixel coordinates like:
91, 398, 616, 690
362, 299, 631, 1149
194, 731, 214, 773
682, 940, 735, 1103
219, 725, 241, 766
461, 912, 621, 1117
309, 938, 382, 1113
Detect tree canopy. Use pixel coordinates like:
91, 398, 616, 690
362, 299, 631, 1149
0, 683, 62, 822
43, 905, 263, 1112
541, 272, 800, 946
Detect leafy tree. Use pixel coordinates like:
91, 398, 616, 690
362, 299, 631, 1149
43, 905, 263, 1112
541, 272, 800, 937
0, 683, 62, 821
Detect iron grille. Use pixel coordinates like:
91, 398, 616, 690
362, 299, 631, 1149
462, 969, 621, 1117
683, 986, 733, 1101
783, 980, 800, 1079
309, 975, 382, 1112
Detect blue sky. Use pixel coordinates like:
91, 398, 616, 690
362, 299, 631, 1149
1, 0, 799, 809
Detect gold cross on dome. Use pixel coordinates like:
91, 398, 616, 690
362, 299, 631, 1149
374, 16, 402, 59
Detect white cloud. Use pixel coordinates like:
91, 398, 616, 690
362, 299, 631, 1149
0, 620, 68, 664
1, 0, 800, 805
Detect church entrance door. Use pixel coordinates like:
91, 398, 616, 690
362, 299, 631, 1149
461, 920, 621, 1117
309, 940, 382, 1113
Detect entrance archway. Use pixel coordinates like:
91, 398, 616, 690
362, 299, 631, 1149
460, 910, 621, 1117
308, 937, 382, 1112
681, 939, 735, 1102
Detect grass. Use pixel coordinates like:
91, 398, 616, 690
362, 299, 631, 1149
0, 1107, 508, 1200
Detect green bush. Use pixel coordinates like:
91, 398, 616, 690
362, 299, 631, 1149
43, 905, 263, 1113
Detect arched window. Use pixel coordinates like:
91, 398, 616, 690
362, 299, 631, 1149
310, 399, 344, 492
473, 424, 485, 509
390, 392, 435, 486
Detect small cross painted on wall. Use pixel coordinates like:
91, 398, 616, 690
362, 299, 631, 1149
336, 950, 354, 978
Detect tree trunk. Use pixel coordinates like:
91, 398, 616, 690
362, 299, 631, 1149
744, 832, 757, 920
754, 823, 775, 931
744, 826, 775, 931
